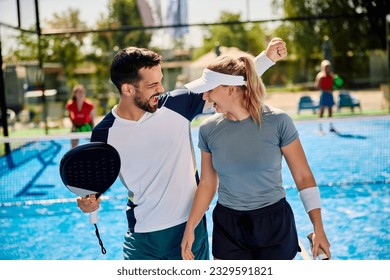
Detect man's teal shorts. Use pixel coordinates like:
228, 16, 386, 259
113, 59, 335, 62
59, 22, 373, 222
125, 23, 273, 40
123, 217, 209, 260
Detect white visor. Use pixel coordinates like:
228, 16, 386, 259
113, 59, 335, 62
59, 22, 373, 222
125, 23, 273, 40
185, 69, 246, 93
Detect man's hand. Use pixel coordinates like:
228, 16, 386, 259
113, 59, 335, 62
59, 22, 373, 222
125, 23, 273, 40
77, 194, 101, 213
265, 37, 287, 62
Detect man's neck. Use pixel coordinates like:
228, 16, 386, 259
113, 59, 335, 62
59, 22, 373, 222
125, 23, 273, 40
116, 103, 146, 121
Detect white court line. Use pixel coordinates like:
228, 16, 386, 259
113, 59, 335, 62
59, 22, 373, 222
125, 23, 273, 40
0, 132, 91, 143
299, 239, 312, 260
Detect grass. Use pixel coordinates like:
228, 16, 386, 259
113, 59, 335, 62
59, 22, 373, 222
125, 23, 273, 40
191, 108, 389, 127
1, 109, 388, 138
0, 109, 388, 156
2, 127, 70, 138
291, 108, 388, 121
267, 84, 313, 93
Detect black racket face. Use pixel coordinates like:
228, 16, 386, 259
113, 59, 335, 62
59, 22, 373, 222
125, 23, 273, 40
60, 142, 121, 196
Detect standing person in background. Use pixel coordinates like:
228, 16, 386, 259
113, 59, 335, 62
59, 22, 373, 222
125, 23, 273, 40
314, 60, 336, 133
66, 84, 95, 148
181, 53, 331, 260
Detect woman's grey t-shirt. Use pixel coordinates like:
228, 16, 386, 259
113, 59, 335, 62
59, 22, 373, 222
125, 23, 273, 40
198, 105, 298, 211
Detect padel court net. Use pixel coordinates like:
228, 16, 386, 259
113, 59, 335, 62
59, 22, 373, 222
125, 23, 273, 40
0, 116, 389, 207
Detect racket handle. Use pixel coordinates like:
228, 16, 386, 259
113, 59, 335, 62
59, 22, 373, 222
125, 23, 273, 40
317, 250, 329, 260
89, 210, 99, 224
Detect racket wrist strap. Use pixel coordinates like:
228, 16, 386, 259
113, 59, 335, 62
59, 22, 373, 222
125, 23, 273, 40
89, 210, 99, 224
94, 224, 106, 255
299, 187, 322, 213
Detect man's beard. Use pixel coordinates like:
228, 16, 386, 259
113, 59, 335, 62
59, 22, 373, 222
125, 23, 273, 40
134, 91, 159, 113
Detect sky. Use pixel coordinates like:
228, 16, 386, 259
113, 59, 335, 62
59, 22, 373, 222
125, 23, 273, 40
0, 0, 279, 53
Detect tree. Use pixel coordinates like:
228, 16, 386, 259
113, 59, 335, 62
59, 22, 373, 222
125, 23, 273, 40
193, 12, 267, 59
45, 8, 87, 85
271, 0, 390, 84
89, 0, 153, 94
11, 8, 87, 87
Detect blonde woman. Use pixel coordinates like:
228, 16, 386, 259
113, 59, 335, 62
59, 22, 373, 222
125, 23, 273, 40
181, 54, 331, 260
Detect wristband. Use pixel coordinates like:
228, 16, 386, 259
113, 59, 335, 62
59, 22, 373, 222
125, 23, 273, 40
299, 187, 322, 213
255, 52, 275, 77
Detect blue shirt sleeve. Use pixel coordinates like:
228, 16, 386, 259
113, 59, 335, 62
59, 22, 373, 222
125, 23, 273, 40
90, 112, 115, 143
159, 89, 206, 122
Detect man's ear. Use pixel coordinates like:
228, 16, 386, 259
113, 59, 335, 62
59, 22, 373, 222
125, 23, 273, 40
121, 83, 135, 96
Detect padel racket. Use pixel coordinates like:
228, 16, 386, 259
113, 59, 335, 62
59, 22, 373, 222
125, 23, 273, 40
59, 142, 121, 254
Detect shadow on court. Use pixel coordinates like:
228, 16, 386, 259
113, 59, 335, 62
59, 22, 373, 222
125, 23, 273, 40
0, 139, 83, 204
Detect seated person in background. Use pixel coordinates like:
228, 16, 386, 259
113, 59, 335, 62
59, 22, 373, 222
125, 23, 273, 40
66, 84, 95, 148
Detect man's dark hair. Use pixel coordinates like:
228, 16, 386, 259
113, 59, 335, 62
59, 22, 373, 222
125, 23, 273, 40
110, 47, 162, 93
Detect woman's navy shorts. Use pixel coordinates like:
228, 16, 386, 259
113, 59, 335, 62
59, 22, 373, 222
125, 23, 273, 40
212, 198, 301, 260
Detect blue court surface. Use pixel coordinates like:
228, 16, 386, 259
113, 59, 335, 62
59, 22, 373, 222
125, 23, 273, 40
0, 116, 389, 260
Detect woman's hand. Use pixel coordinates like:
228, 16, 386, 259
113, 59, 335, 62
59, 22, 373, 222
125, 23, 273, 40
311, 230, 331, 260
181, 227, 195, 260
265, 37, 287, 62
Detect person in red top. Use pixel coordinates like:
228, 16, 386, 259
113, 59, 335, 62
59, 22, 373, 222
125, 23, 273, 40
314, 60, 336, 132
66, 84, 95, 148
